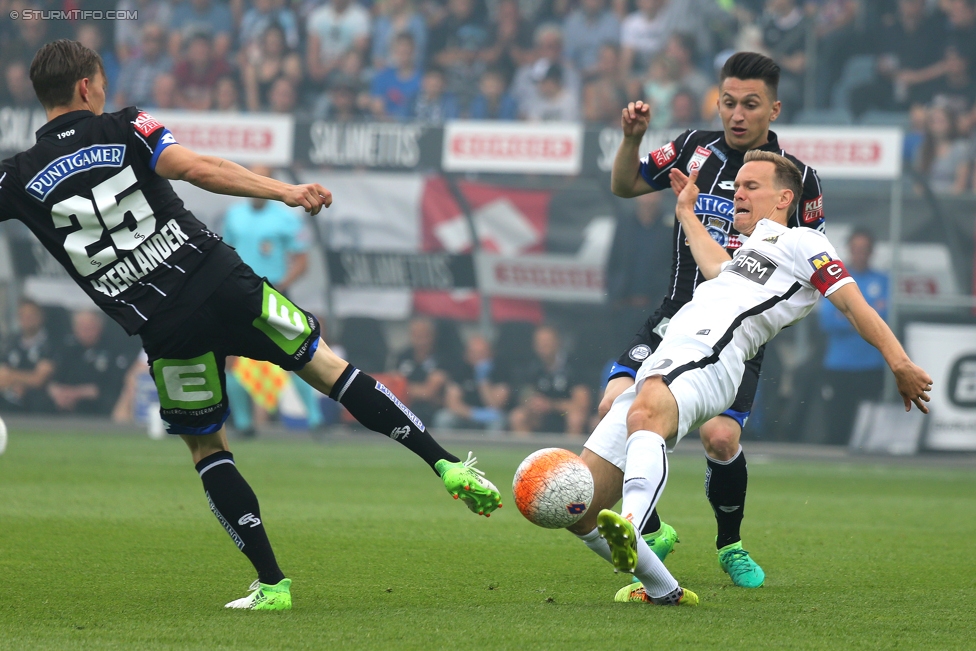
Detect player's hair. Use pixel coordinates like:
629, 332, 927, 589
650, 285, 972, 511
720, 52, 780, 100
29, 39, 104, 110
743, 150, 802, 218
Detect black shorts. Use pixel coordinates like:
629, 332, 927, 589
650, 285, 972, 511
139, 263, 321, 435
609, 307, 764, 428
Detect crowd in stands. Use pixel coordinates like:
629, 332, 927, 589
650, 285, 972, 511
2, 1, 976, 189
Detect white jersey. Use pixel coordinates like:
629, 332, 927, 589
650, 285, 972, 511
663, 218, 854, 371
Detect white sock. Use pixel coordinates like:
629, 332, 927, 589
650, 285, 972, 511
621, 430, 669, 533
633, 534, 679, 597
575, 527, 613, 565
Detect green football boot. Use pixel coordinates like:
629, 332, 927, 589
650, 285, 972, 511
435, 451, 502, 517
631, 521, 679, 583
718, 541, 765, 588
615, 582, 699, 606
224, 578, 292, 610
596, 510, 638, 573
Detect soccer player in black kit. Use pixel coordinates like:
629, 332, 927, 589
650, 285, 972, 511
589, 52, 825, 589
2, 40, 501, 610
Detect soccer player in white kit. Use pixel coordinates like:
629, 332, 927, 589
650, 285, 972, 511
568, 150, 933, 605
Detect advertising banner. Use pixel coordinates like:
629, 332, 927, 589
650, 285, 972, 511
906, 323, 976, 451
294, 119, 443, 169
442, 120, 584, 175
152, 110, 294, 165
775, 126, 903, 180
475, 253, 606, 302
326, 251, 476, 290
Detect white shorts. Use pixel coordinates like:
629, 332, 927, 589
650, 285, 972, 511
584, 336, 741, 472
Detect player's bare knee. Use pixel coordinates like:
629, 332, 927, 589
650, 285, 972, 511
181, 430, 230, 465
700, 417, 741, 460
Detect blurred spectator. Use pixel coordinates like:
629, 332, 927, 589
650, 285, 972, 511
269, 77, 300, 113
429, 0, 483, 68
468, 67, 519, 118
170, 0, 234, 61
395, 316, 449, 425
938, 46, 976, 112
813, 0, 862, 107
75, 24, 120, 101
173, 30, 233, 110
372, 0, 428, 69
642, 54, 679, 128
240, 0, 300, 53
370, 33, 423, 119
47, 311, 134, 415
850, 0, 945, 116
242, 23, 303, 111
664, 33, 712, 102
0, 300, 55, 413
582, 44, 628, 124
914, 105, 970, 194
669, 87, 700, 127
563, 0, 621, 77
435, 334, 510, 431
215, 75, 243, 111
413, 66, 460, 123
0, 9, 49, 67
116, 0, 173, 63
757, 0, 809, 117
511, 23, 581, 112
620, 0, 675, 76
482, 0, 534, 82
322, 74, 369, 120
818, 229, 888, 446
114, 23, 173, 109
446, 25, 489, 112
521, 61, 578, 120
509, 325, 591, 436
222, 165, 317, 434
606, 192, 672, 347
306, 0, 371, 87
1, 61, 37, 108
147, 72, 179, 109
222, 164, 311, 294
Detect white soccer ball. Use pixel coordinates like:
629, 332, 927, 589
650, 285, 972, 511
513, 448, 594, 529
0, 414, 7, 456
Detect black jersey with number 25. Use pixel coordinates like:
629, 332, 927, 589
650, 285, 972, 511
638, 129, 825, 314
0, 107, 223, 334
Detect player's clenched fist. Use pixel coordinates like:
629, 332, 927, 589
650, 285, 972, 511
282, 183, 333, 215
621, 101, 651, 140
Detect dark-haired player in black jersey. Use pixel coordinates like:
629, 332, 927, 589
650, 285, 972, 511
1, 39, 501, 610
577, 52, 825, 590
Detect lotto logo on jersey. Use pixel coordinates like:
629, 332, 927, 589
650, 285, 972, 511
808, 252, 833, 271
687, 146, 712, 173
133, 111, 163, 137
650, 142, 677, 167
803, 195, 824, 223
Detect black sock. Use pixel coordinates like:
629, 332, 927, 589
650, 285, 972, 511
641, 509, 662, 536
195, 451, 285, 585
329, 364, 459, 472
705, 447, 748, 549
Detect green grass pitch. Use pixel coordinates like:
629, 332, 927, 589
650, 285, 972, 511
0, 430, 973, 650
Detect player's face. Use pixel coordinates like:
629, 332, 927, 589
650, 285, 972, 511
718, 78, 781, 152
732, 161, 791, 235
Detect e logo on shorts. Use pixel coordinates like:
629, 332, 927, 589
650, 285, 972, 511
253, 284, 311, 355
153, 352, 222, 410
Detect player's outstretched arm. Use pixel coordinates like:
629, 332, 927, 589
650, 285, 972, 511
154, 144, 333, 215
673, 170, 731, 279
826, 283, 933, 413
610, 101, 655, 198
